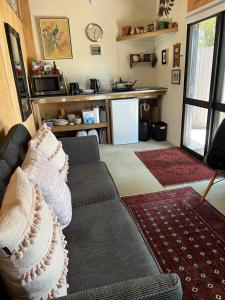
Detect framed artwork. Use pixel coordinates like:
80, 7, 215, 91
6, 0, 21, 19
161, 49, 168, 65
172, 69, 181, 84
173, 43, 181, 67
39, 17, 73, 60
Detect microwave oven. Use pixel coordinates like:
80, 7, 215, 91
30, 74, 66, 97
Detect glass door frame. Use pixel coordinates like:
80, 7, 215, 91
180, 12, 224, 159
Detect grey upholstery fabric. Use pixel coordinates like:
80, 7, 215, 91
0, 159, 12, 207
58, 274, 182, 300
0, 124, 31, 170
0, 124, 182, 300
64, 199, 161, 294
60, 136, 100, 166
0, 275, 10, 299
67, 161, 119, 208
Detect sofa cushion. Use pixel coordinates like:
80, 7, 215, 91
0, 159, 12, 208
30, 124, 68, 181
22, 145, 72, 229
67, 161, 119, 208
64, 199, 161, 294
0, 168, 69, 300
0, 124, 31, 170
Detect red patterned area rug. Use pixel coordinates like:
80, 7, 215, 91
122, 187, 225, 300
135, 147, 214, 186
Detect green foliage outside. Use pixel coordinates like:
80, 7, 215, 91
198, 17, 216, 48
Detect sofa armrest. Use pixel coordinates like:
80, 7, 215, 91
59, 136, 100, 165
58, 274, 182, 300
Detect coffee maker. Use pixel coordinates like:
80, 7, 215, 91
90, 79, 100, 94
70, 82, 80, 95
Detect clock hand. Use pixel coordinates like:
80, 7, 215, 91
94, 30, 96, 39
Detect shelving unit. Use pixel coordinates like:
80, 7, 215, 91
51, 122, 108, 133
32, 95, 111, 143
130, 54, 157, 68
116, 27, 178, 42
32, 89, 168, 144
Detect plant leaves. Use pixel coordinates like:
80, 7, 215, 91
158, 0, 175, 17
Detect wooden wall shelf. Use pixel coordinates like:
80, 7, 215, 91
51, 122, 108, 133
130, 54, 157, 68
116, 27, 178, 42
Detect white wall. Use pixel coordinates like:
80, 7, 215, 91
29, 0, 156, 90
29, 0, 189, 146
154, 0, 188, 146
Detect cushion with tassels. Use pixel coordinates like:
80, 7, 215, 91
30, 124, 69, 182
22, 145, 72, 229
0, 167, 69, 300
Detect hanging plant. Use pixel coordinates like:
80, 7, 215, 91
158, 0, 175, 18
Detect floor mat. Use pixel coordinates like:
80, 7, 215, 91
135, 147, 214, 186
122, 187, 225, 300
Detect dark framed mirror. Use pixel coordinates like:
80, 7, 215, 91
5, 23, 32, 122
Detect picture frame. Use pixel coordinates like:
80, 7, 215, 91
6, 0, 21, 19
173, 43, 181, 67
39, 17, 73, 60
171, 69, 181, 84
161, 49, 168, 65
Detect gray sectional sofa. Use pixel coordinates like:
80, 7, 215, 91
0, 124, 182, 300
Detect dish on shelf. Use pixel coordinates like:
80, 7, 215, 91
53, 119, 69, 126
81, 89, 94, 94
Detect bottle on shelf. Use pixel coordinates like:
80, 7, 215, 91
52, 61, 60, 74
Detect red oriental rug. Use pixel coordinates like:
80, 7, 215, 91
135, 147, 215, 186
122, 187, 225, 300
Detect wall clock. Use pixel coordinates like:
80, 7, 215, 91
86, 23, 103, 42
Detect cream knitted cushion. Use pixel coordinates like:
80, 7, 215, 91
22, 145, 72, 229
30, 124, 68, 181
0, 168, 69, 300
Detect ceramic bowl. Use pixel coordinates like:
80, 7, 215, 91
53, 119, 69, 126
75, 118, 82, 125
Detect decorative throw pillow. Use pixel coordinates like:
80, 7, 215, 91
22, 145, 72, 229
30, 124, 69, 181
0, 168, 69, 300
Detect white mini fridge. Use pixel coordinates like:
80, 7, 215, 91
110, 98, 139, 145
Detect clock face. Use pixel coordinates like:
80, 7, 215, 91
86, 23, 103, 42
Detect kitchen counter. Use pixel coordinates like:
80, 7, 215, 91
32, 87, 167, 104
32, 87, 167, 143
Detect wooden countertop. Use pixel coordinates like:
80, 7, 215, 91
32, 88, 167, 104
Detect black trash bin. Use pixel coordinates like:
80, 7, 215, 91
139, 121, 151, 141
152, 121, 167, 141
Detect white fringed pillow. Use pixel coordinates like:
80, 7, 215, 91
30, 124, 69, 181
0, 168, 69, 300
22, 145, 72, 229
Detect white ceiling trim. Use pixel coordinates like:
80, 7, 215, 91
186, 0, 225, 23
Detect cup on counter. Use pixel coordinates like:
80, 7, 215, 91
67, 114, 76, 123
75, 118, 82, 125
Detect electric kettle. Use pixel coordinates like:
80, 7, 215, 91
90, 79, 100, 94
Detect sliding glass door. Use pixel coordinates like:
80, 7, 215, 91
181, 16, 217, 157
182, 11, 225, 158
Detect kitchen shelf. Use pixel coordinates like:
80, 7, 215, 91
116, 27, 178, 42
51, 122, 108, 133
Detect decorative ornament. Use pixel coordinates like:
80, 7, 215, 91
158, 0, 175, 18
90, 0, 96, 5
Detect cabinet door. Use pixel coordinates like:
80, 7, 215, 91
188, 0, 215, 12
